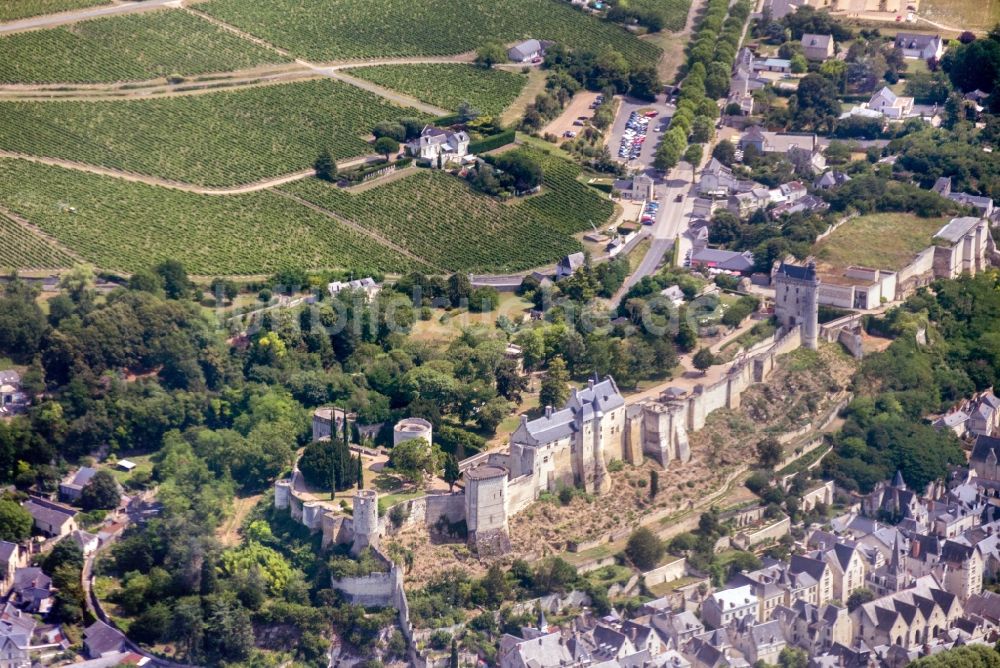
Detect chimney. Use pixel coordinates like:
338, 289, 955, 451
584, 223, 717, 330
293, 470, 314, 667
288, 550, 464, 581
588, 378, 595, 390
545, 406, 553, 418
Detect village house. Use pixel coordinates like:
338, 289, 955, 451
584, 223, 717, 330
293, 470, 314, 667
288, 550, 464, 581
0, 603, 35, 668
728, 187, 771, 217
82, 620, 128, 660
405, 125, 470, 166
894, 33, 944, 60
702, 585, 758, 628
739, 126, 820, 159
58, 467, 97, 503
327, 277, 381, 301
771, 600, 852, 655
555, 252, 586, 280
751, 58, 792, 74
688, 248, 756, 273
933, 177, 996, 219
801, 34, 834, 61
613, 173, 655, 201
507, 39, 546, 63
851, 575, 961, 649
814, 170, 851, 189
0, 371, 26, 416
10, 568, 51, 615
868, 87, 915, 120
0, 543, 25, 598
22, 497, 77, 538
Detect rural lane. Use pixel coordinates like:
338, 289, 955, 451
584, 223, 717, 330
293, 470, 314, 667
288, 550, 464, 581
0, 149, 382, 194
0, 0, 179, 34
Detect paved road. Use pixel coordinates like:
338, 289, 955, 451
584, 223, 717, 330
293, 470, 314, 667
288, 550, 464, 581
0, 0, 178, 34
611, 163, 695, 306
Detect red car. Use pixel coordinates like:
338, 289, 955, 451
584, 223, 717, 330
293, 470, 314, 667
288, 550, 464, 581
644, 111, 659, 118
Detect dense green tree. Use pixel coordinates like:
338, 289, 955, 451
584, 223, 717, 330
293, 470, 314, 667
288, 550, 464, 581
443, 454, 460, 491
0, 499, 31, 543
81, 469, 121, 510
314, 149, 338, 182
846, 587, 875, 611
475, 41, 508, 68
624, 527, 664, 570
539, 356, 570, 409
374, 136, 400, 160
153, 259, 191, 300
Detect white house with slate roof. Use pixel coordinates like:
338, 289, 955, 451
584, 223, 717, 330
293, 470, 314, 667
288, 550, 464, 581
404, 125, 470, 166
507, 39, 545, 63
894, 33, 944, 60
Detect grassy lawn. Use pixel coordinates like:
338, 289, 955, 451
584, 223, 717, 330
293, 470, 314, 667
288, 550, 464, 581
647, 575, 700, 597
105, 453, 154, 484
813, 213, 949, 271
410, 293, 534, 344
501, 68, 547, 127
920, 0, 1000, 31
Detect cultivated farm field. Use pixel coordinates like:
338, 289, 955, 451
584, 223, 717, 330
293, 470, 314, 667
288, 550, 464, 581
280, 149, 615, 272
0, 10, 291, 84
0, 213, 75, 270
199, 0, 661, 65
0, 79, 429, 187
0, 159, 424, 275
0, 0, 105, 22
628, 0, 692, 32
345, 64, 526, 117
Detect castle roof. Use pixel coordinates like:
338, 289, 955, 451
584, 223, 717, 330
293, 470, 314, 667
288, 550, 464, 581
513, 376, 623, 446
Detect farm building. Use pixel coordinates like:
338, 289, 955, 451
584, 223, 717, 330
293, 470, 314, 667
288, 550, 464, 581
508, 39, 546, 62
405, 125, 470, 167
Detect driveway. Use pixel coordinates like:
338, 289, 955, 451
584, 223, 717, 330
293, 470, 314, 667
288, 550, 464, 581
0, 0, 179, 34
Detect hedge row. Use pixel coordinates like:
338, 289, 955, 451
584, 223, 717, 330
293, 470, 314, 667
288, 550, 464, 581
468, 128, 516, 154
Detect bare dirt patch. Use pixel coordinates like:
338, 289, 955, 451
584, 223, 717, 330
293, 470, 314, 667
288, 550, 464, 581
542, 91, 599, 141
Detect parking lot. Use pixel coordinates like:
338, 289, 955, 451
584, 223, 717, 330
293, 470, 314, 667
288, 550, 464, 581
606, 96, 675, 171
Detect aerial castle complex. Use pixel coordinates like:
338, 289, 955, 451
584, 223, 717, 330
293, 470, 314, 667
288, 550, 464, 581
275, 262, 823, 556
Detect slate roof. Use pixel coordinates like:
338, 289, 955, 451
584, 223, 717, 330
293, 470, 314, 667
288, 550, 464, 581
508, 39, 543, 61
894, 33, 940, 50
514, 376, 623, 445
690, 248, 755, 272
802, 33, 833, 50
84, 620, 127, 658
971, 434, 1000, 464
0, 541, 17, 565
777, 262, 816, 282
23, 497, 76, 529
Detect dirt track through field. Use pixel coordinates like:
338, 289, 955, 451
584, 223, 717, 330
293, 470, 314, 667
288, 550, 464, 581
0, 149, 385, 193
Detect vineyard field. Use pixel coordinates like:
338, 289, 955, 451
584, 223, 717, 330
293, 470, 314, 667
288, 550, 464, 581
200, 0, 660, 65
0, 0, 105, 22
345, 64, 526, 117
0, 214, 75, 270
280, 149, 615, 272
0, 79, 429, 187
628, 0, 692, 32
0, 9, 291, 84
0, 159, 423, 275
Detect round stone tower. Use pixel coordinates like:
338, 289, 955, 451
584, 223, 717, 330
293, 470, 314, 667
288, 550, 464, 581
393, 417, 433, 448
274, 479, 292, 509
351, 489, 379, 555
